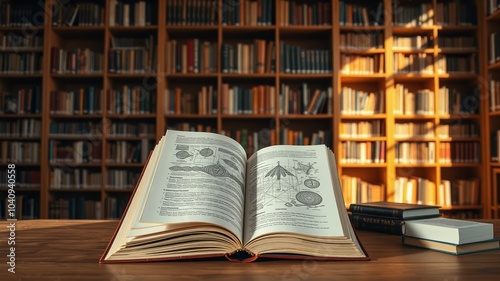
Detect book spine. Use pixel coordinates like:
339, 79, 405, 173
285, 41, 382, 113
349, 214, 405, 235
349, 204, 404, 218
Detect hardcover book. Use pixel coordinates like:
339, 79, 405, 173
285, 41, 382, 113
349, 201, 441, 219
404, 217, 494, 245
403, 236, 500, 255
100, 130, 369, 263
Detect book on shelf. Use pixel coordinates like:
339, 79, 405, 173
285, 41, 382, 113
403, 236, 500, 255
349, 201, 441, 220
404, 217, 494, 245
100, 130, 369, 263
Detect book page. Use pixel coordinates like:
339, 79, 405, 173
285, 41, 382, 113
243, 145, 346, 245
140, 130, 248, 242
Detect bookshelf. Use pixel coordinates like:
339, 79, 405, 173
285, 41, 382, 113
486, 0, 500, 218
0, 0, 494, 219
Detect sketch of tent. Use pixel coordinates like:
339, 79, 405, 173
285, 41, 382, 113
265, 161, 297, 191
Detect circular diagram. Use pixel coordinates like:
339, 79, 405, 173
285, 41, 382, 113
176, 150, 192, 159
295, 191, 323, 206
200, 148, 214, 157
304, 179, 320, 188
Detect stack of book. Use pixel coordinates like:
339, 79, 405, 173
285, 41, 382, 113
348, 201, 441, 236
403, 218, 500, 255
348, 201, 500, 255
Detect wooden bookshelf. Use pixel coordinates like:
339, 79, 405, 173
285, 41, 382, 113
486, 0, 500, 219
0, 0, 494, 219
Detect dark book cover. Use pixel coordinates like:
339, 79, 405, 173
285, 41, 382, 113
349, 201, 441, 219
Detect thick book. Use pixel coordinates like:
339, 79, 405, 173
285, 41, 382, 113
100, 130, 369, 263
349, 201, 441, 219
404, 218, 494, 245
349, 213, 405, 235
403, 236, 500, 255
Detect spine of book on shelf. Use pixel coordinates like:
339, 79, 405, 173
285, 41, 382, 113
438, 178, 480, 207
0, 141, 40, 164
340, 141, 385, 164
341, 175, 385, 206
349, 213, 405, 235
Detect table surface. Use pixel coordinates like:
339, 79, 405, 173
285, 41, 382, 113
1, 219, 500, 281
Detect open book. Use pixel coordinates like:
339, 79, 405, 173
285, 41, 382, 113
100, 130, 369, 263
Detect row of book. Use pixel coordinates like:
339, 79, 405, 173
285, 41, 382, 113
436, 54, 477, 74
0, 52, 43, 74
107, 86, 156, 115
340, 54, 384, 74
106, 139, 153, 164
48, 198, 101, 219
395, 122, 434, 138
491, 130, 500, 162
220, 84, 276, 115
106, 169, 141, 190
221, 129, 277, 155
280, 84, 332, 115
51, 47, 104, 74
167, 123, 216, 133
166, 39, 217, 74
279, 129, 331, 146
438, 86, 479, 115
221, 0, 275, 26
0, 2, 42, 27
393, 53, 433, 74
50, 88, 103, 115
435, 0, 477, 26
339, 1, 383, 26
166, 0, 217, 26
394, 122, 479, 139
339, 32, 383, 50
0, 141, 40, 164
280, 43, 331, 74
221, 41, 275, 74
490, 32, 500, 64
396, 140, 480, 164
340, 120, 384, 138
49, 121, 102, 137
491, 78, 500, 112
0, 170, 40, 189
107, 122, 156, 137
393, 3, 434, 27
109, 47, 157, 73
165, 86, 218, 115
50, 168, 102, 190
52, 2, 104, 27
109, 0, 156, 27
395, 142, 435, 164
438, 35, 476, 50
279, 0, 331, 26
438, 142, 480, 163
0, 33, 43, 50
488, 0, 500, 15
0, 196, 39, 220
393, 35, 433, 50
49, 119, 156, 138
438, 122, 479, 138
4, 123, 30, 144
394, 86, 434, 116
340, 175, 384, 207
394, 176, 437, 205
0, 87, 42, 114
340, 88, 384, 115
49, 140, 102, 164
339, 141, 386, 164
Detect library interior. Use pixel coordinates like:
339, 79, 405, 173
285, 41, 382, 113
1, 0, 500, 222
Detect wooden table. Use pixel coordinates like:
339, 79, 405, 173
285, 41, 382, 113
1, 220, 500, 280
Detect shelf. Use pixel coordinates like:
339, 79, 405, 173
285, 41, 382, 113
107, 73, 157, 79
278, 114, 333, 119
393, 115, 435, 120
166, 25, 218, 32
50, 114, 104, 119
436, 48, 478, 54
106, 114, 156, 119
1, 136, 41, 140
394, 137, 435, 142
488, 60, 500, 70
49, 188, 102, 192
109, 26, 158, 34
339, 163, 387, 168
436, 25, 478, 32
486, 9, 500, 21
50, 73, 104, 79
105, 163, 145, 168
279, 25, 332, 33
222, 25, 276, 33
0, 114, 42, 118
51, 26, 105, 37
105, 136, 156, 141
165, 114, 218, 119
395, 163, 437, 168
221, 73, 276, 79
439, 205, 482, 211
0, 47, 44, 52
167, 73, 218, 78
0, 26, 44, 32
49, 163, 102, 167
339, 137, 386, 141
339, 25, 384, 32
391, 26, 434, 35
437, 73, 478, 79
221, 114, 275, 119
392, 49, 434, 54
340, 74, 386, 82
438, 114, 480, 119
393, 73, 435, 80
340, 114, 387, 119
340, 48, 385, 54
438, 163, 482, 167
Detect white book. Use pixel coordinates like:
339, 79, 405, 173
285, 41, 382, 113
405, 217, 494, 245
